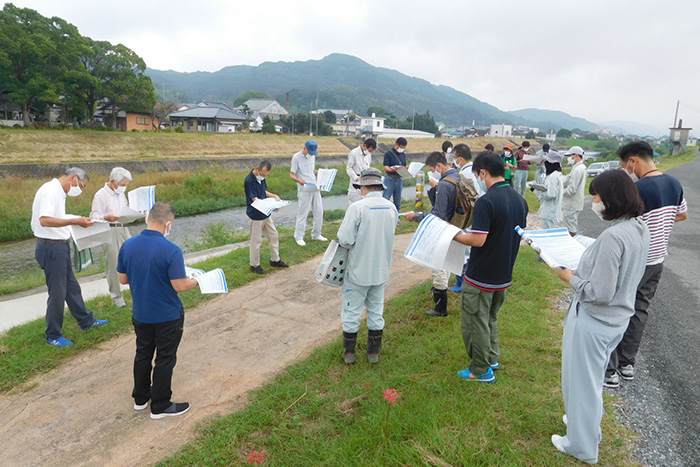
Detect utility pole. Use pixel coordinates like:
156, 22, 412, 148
673, 100, 680, 127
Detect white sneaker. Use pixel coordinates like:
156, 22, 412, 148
295, 238, 306, 246
113, 298, 127, 308
551, 434, 566, 454
562, 414, 568, 426
312, 235, 328, 241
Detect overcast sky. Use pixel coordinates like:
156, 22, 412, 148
7, 0, 700, 134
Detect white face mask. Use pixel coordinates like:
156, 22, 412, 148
625, 160, 639, 182
164, 221, 172, 237
397, 147, 405, 153
567, 156, 576, 166
67, 180, 82, 197
115, 185, 127, 195
446, 147, 452, 154
591, 201, 606, 220
477, 172, 488, 192
255, 175, 265, 182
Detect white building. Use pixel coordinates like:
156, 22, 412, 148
545, 129, 557, 142
381, 128, 435, 139
489, 124, 512, 138
359, 114, 385, 138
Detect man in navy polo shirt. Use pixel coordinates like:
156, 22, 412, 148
453, 151, 528, 383
118, 202, 199, 419
245, 160, 289, 274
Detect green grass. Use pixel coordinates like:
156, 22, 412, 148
156, 247, 637, 467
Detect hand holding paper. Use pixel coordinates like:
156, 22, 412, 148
187, 267, 228, 294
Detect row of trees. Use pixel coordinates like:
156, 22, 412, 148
0, 4, 156, 127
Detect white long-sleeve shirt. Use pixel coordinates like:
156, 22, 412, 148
346, 146, 372, 187
562, 161, 586, 211
91, 183, 129, 221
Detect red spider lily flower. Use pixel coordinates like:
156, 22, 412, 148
383, 388, 400, 405
247, 450, 266, 464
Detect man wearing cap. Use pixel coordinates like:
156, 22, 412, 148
31, 167, 110, 348
562, 146, 586, 235
502, 145, 516, 187
91, 167, 133, 308
533, 152, 564, 229
337, 168, 398, 364
290, 140, 326, 246
513, 141, 532, 197
383, 137, 408, 212
346, 138, 376, 204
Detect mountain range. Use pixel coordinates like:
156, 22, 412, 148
146, 54, 660, 136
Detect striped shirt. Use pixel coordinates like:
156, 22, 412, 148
636, 174, 687, 265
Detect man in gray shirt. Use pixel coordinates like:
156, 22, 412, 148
290, 140, 326, 246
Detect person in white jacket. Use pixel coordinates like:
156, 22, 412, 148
534, 153, 564, 229
562, 146, 586, 235
346, 138, 376, 204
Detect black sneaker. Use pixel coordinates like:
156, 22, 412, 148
269, 260, 289, 268
603, 372, 620, 388
150, 402, 190, 420
250, 265, 267, 274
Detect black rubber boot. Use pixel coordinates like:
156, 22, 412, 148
342, 331, 358, 364
425, 288, 448, 317
367, 329, 383, 364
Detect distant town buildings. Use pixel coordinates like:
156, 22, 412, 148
489, 124, 512, 138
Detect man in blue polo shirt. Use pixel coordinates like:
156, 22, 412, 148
453, 151, 528, 383
245, 160, 289, 274
118, 202, 199, 419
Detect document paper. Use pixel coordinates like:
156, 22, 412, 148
128, 185, 156, 213
70, 221, 111, 251
405, 214, 468, 275
186, 267, 228, 294
117, 205, 146, 224
316, 168, 338, 191
252, 198, 291, 216
515, 226, 589, 271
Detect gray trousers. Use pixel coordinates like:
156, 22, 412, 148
562, 209, 580, 235
35, 241, 94, 340
341, 278, 387, 333
560, 300, 627, 464
541, 217, 558, 230
514, 169, 529, 196
460, 282, 505, 375
294, 190, 323, 240
102, 226, 130, 302
607, 262, 663, 374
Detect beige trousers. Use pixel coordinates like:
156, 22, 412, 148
249, 217, 280, 267
431, 268, 449, 290
102, 226, 131, 301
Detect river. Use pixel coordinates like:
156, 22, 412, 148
0, 187, 416, 283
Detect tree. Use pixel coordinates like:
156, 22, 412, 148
261, 115, 276, 133
525, 130, 536, 139
323, 110, 336, 124
233, 90, 269, 107
556, 128, 572, 140
151, 100, 179, 128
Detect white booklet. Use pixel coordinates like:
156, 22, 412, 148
303, 182, 319, 192
316, 168, 338, 191
70, 220, 111, 251
185, 266, 228, 294
404, 214, 468, 275
116, 205, 146, 224
128, 185, 156, 213
252, 198, 291, 216
393, 165, 412, 178
407, 162, 425, 177
515, 226, 591, 271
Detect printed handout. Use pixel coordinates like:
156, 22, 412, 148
127, 185, 156, 213
70, 220, 111, 251
515, 226, 591, 270
316, 168, 338, 191
393, 165, 413, 178
188, 267, 228, 294
303, 182, 319, 192
116, 205, 146, 224
252, 198, 291, 216
405, 214, 467, 275
407, 162, 425, 177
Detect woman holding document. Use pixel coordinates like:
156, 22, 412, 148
550, 170, 649, 464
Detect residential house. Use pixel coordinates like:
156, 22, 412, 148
545, 129, 557, 142
235, 98, 288, 131
169, 102, 247, 133
96, 105, 158, 131
358, 114, 385, 138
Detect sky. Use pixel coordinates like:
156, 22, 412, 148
6, 0, 700, 135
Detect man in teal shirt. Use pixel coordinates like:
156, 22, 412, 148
337, 168, 398, 364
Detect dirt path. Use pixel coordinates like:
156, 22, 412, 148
0, 233, 429, 467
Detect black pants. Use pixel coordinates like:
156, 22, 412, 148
606, 263, 664, 375
132, 316, 184, 412
35, 241, 93, 340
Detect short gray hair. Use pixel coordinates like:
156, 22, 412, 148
148, 202, 176, 223
65, 167, 89, 181
109, 167, 132, 183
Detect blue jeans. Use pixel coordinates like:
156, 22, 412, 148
383, 176, 403, 211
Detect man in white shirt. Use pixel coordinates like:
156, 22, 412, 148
91, 167, 133, 307
346, 138, 376, 204
562, 146, 587, 235
290, 140, 326, 246
31, 168, 109, 348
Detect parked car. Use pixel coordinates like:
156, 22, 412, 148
587, 162, 609, 177
607, 160, 621, 170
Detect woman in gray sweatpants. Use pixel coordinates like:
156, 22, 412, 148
552, 170, 649, 464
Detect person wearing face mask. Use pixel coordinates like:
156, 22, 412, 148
550, 170, 648, 464
91, 167, 133, 307
442, 140, 454, 167
502, 144, 516, 187
245, 160, 289, 274
337, 168, 398, 364
534, 143, 551, 184
561, 146, 587, 235
290, 140, 326, 246
118, 202, 200, 419
452, 151, 528, 383
513, 140, 532, 197
346, 138, 377, 204
533, 152, 564, 229
603, 141, 688, 388
383, 137, 409, 213
405, 152, 461, 317
31, 167, 110, 348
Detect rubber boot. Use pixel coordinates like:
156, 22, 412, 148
425, 288, 448, 317
449, 275, 463, 293
342, 331, 357, 364
367, 329, 383, 364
